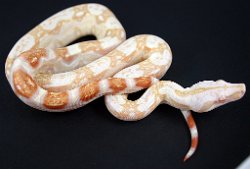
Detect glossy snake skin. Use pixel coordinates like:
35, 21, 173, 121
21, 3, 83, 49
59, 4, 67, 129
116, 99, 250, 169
5, 3, 246, 161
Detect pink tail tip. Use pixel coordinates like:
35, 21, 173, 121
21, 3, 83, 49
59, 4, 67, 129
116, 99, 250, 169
183, 156, 188, 162
183, 152, 193, 162
183, 137, 198, 162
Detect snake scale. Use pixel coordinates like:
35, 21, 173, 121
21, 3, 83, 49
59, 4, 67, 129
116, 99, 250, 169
5, 3, 246, 161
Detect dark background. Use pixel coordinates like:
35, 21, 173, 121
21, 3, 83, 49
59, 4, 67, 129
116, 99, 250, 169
0, 0, 249, 169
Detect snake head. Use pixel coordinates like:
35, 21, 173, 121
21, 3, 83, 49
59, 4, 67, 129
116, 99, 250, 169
190, 80, 246, 113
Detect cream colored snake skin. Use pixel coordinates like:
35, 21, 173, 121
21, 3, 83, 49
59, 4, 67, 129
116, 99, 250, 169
5, 3, 246, 161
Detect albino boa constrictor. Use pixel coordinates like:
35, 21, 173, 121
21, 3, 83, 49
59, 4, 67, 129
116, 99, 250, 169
5, 3, 246, 161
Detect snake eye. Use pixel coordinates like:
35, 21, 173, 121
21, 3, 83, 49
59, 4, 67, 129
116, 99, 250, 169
216, 79, 225, 83
215, 98, 226, 104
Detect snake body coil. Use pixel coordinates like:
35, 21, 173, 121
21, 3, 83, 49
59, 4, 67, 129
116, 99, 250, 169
5, 3, 246, 161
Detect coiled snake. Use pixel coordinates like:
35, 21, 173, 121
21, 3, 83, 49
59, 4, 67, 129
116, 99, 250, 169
5, 3, 246, 161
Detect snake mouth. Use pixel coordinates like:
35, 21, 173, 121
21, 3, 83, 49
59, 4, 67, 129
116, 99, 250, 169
220, 84, 245, 101
207, 83, 246, 112
225, 83, 246, 101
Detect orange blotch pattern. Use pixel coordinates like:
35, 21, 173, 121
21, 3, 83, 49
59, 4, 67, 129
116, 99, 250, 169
191, 137, 198, 148
135, 77, 152, 88
44, 92, 68, 109
187, 114, 195, 128
80, 82, 100, 102
20, 48, 47, 68
13, 69, 38, 98
109, 78, 127, 93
